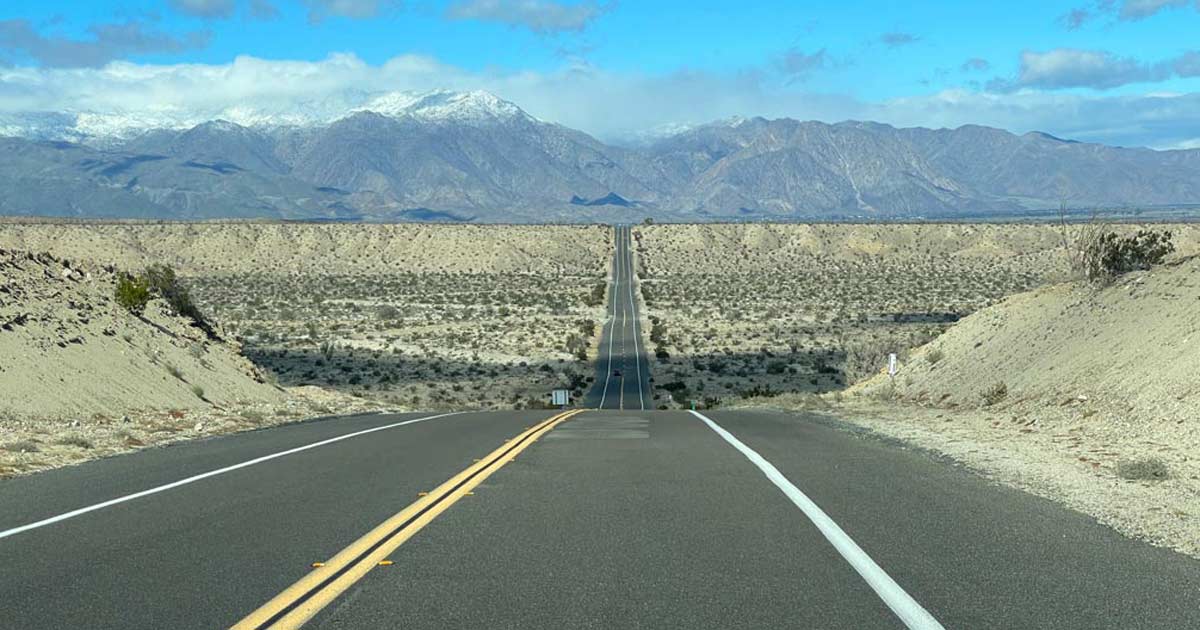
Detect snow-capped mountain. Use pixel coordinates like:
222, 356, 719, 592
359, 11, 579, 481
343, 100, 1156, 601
0, 89, 535, 146
350, 90, 533, 124
3, 89, 1200, 222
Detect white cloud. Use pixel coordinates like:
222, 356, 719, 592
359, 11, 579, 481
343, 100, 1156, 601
303, 0, 399, 22
1006, 48, 1167, 90
1061, 0, 1197, 28
0, 19, 211, 68
988, 48, 1200, 91
1118, 0, 1192, 20
1, 53, 1200, 149
445, 0, 611, 33
169, 0, 237, 19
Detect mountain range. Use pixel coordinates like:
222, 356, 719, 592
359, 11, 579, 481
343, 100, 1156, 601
2, 89, 1199, 222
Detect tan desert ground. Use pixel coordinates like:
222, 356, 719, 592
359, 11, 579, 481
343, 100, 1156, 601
0, 223, 611, 477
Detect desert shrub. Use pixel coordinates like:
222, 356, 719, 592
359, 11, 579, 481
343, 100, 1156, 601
190, 384, 205, 399
239, 410, 265, 423
740, 384, 780, 398
143, 264, 217, 338
1073, 228, 1174, 282
55, 434, 94, 449
1, 439, 40, 453
114, 274, 152, 315
926, 347, 944, 364
584, 283, 607, 307
165, 363, 184, 380
376, 305, 400, 320
980, 381, 1008, 406
1116, 457, 1169, 481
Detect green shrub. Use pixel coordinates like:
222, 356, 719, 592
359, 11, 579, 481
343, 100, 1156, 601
143, 264, 215, 337
1076, 229, 1175, 282
190, 384, 205, 399
114, 274, 152, 316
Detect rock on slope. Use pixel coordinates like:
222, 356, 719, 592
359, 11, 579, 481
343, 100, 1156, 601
0, 249, 285, 417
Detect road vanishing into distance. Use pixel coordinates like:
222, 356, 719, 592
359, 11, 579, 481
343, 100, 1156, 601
585, 224, 649, 411
3, 226, 1200, 629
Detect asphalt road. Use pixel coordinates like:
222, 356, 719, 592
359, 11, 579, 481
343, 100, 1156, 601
3, 409, 1199, 629
4, 223, 1200, 628
584, 224, 650, 411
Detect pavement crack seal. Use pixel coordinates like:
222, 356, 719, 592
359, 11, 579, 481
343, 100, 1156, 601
689, 409, 946, 630
232, 408, 585, 630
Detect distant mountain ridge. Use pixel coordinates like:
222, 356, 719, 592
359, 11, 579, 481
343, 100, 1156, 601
1, 90, 1199, 222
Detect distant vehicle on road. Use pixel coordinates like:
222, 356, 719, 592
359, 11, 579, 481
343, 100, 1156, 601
613, 369, 622, 377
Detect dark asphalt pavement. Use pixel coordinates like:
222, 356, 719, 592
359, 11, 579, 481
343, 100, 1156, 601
2, 409, 1199, 628
585, 225, 650, 411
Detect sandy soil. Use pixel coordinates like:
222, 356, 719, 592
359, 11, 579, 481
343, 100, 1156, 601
0, 248, 388, 478
823, 252, 1200, 558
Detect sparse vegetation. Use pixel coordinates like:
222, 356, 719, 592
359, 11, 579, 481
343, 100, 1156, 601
1064, 219, 1176, 283
55, 434, 94, 449
981, 381, 1008, 407
114, 273, 152, 316
1117, 457, 1170, 481
2, 440, 41, 453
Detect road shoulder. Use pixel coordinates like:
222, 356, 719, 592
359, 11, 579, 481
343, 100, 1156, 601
733, 396, 1200, 560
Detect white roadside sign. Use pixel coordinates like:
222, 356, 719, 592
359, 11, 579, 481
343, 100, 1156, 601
552, 389, 570, 406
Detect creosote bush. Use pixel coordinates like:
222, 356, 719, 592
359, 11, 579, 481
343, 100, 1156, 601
114, 274, 152, 316
1073, 228, 1175, 283
1116, 457, 1169, 481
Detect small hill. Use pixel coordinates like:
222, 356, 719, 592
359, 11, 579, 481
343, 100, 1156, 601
853, 254, 1200, 424
0, 249, 285, 417
843, 253, 1200, 556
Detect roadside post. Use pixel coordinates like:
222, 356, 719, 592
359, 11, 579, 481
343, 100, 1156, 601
888, 353, 898, 380
552, 389, 570, 409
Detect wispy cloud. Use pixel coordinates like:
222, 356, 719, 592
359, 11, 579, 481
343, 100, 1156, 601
445, 0, 613, 34
169, 0, 237, 19
879, 31, 919, 48
988, 48, 1199, 90
0, 19, 210, 68
960, 58, 990, 73
775, 47, 827, 79
249, 0, 281, 20
303, 0, 400, 23
1060, 0, 1196, 28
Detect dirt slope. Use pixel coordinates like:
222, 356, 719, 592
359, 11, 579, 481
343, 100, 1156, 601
845, 255, 1200, 556
0, 249, 285, 417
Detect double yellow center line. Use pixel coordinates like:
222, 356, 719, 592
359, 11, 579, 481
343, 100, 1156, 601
232, 408, 585, 630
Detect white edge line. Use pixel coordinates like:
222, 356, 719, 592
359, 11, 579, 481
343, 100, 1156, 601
0, 411, 463, 542
625, 227, 645, 410
689, 410, 945, 630
599, 225, 621, 409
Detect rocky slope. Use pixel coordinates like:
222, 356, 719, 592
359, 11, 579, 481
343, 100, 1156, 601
0, 249, 285, 416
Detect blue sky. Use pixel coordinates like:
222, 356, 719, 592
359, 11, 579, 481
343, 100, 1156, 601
3, 1, 1200, 148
